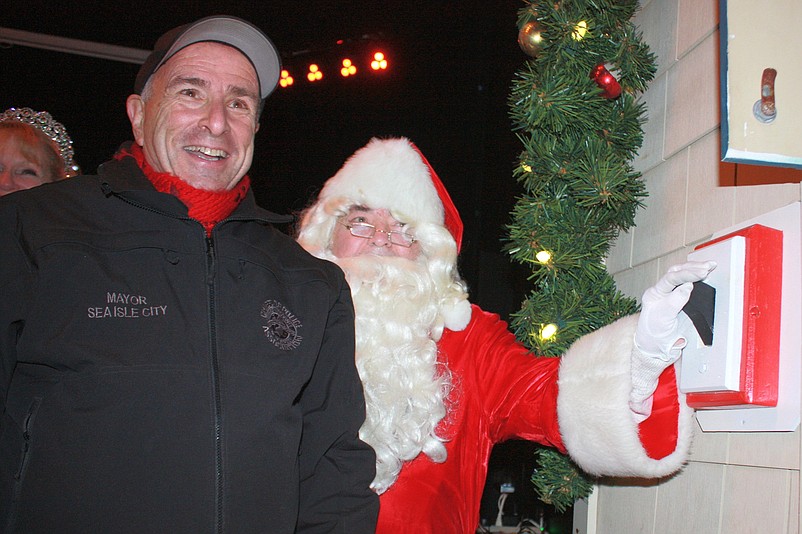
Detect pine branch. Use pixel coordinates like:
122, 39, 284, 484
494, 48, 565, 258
531, 447, 595, 514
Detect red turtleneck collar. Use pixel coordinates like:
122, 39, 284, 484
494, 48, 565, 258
115, 143, 250, 235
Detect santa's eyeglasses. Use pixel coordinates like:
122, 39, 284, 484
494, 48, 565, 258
337, 220, 417, 247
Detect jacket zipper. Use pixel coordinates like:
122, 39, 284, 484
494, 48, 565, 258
206, 235, 224, 534
14, 398, 41, 481
106, 186, 249, 532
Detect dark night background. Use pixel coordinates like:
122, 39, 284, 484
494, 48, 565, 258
2, 1, 567, 527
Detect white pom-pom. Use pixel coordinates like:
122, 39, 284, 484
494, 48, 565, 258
441, 298, 471, 332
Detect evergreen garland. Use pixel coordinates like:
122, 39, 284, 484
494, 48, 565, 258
506, 0, 656, 512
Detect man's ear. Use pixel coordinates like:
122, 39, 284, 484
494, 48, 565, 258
126, 94, 145, 146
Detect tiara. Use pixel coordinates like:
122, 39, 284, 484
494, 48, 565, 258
0, 107, 81, 177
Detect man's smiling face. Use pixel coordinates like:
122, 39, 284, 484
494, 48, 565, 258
126, 41, 261, 191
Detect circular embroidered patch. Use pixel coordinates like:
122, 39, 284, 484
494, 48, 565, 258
260, 300, 303, 350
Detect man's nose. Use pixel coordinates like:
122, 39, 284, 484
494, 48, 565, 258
199, 99, 229, 136
0, 170, 17, 195
370, 226, 392, 247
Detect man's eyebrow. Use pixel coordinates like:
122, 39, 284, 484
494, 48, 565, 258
228, 85, 260, 103
167, 76, 208, 90
164, 78, 258, 102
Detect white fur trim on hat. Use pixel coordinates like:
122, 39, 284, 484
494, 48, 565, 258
318, 137, 445, 226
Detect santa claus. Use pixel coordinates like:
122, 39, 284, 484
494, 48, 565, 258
297, 137, 713, 533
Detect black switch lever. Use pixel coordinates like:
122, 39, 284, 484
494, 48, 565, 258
681, 281, 716, 346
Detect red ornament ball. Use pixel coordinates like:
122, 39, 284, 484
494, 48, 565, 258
591, 64, 622, 99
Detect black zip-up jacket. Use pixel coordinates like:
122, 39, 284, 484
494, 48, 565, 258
0, 152, 378, 533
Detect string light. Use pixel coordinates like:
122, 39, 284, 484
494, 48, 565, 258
572, 20, 588, 40
535, 250, 552, 264
539, 323, 558, 341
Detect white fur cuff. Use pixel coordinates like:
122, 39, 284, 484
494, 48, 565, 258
557, 314, 694, 478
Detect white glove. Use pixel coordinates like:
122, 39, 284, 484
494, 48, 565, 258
630, 261, 717, 419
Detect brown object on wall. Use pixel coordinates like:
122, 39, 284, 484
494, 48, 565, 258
720, 161, 802, 186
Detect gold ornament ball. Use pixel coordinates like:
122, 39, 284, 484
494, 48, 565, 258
518, 21, 544, 57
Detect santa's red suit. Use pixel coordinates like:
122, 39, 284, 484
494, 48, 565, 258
375, 305, 692, 533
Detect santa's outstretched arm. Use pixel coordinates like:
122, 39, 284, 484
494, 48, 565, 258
556, 261, 715, 477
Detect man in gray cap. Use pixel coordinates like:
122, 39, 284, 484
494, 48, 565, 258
0, 16, 378, 533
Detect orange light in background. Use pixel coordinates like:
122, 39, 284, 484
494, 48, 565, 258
370, 52, 388, 71
340, 59, 357, 77
279, 69, 294, 88
307, 64, 323, 82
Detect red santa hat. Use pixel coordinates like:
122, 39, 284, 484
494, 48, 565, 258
318, 137, 464, 252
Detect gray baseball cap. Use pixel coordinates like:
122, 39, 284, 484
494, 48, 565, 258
134, 15, 281, 99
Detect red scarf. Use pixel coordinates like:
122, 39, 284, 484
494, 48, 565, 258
115, 144, 250, 235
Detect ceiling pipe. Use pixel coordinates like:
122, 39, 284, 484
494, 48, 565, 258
0, 26, 149, 64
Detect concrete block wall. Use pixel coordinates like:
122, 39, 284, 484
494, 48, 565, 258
592, 0, 802, 532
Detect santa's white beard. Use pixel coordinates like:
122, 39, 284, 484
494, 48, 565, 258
334, 254, 451, 494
